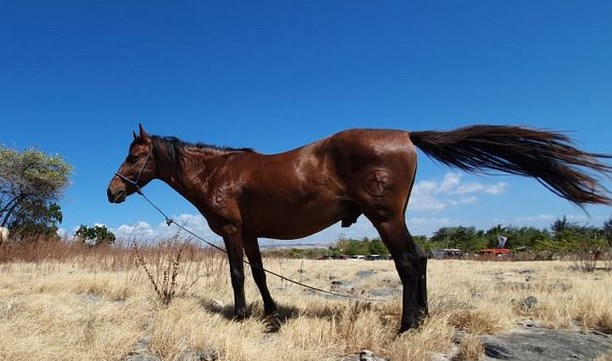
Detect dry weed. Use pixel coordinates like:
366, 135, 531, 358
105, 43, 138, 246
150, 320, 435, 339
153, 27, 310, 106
453, 334, 484, 361
385, 315, 454, 360
0, 246, 611, 361
595, 351, 612, 361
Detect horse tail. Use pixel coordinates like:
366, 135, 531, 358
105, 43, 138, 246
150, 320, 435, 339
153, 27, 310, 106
409, 125, 612, 206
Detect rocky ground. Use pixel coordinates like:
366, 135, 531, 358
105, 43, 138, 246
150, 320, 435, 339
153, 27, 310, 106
122, 263, 612, 361
123, 301, 612, 361
341, 323, 612, 361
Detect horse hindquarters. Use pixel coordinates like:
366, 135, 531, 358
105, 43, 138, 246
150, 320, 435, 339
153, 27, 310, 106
331, 130, 426, 330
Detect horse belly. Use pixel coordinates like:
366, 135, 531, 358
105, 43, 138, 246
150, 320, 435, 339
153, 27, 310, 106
243, 201, 345, 240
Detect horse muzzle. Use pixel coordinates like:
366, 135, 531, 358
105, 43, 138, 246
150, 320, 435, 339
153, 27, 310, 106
107, 187, 127, 204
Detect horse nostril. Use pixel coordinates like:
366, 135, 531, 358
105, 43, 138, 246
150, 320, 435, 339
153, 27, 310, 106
107, 188, 115, 202
107, 188, 126, 203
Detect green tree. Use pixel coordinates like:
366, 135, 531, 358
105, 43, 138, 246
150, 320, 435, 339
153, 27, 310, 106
329, 237, 390, 256
429, 226, 484, 252
367, 238, 389, 256
489, 225, 551, 250
551, 216, 606, 253
10, 202, 63, 241
75, 225, 116, 246
0, 146, 72, 240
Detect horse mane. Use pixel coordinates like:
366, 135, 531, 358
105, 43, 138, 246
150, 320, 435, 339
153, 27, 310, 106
150, 135, 255, 177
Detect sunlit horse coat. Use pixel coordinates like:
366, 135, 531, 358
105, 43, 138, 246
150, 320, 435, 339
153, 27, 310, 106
108, 124, 612, 332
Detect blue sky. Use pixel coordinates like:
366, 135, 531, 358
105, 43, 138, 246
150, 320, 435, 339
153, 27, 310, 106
2, 1, 611, 244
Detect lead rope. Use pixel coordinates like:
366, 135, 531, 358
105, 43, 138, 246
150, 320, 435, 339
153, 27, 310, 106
135, 189, 385, 303
114, 144, 385, 302
120, 180, 384, 303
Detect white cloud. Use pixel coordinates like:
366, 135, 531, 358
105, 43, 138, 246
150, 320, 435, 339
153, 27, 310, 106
109, 215, 224, 246
438, 173, 461, 193
114, 221, 156, 240
408, 217, 452, 226
483, 182, 509, 195
409, 172, 508, 212
513, 214, 556, 223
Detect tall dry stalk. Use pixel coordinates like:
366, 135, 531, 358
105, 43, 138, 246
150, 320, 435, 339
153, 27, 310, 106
133, 238, 202, 306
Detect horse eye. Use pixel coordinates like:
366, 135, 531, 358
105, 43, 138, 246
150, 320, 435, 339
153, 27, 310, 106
126, 154, 138, 164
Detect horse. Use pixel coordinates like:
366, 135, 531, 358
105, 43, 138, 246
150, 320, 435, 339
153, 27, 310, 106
107, 124, 611, 332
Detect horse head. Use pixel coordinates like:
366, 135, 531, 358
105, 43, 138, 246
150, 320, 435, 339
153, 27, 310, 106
107, 124, 158, 203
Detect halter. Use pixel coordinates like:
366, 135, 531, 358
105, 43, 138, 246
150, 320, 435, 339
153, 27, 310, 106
114, 144, 154, 195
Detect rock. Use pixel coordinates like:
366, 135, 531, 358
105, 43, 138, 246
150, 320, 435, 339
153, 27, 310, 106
482, 341, 513, 359
519, 296, 538, 311
518, 269, 536, 275
341, 349, 388, 361
448, 323, 612, 361
359, 350, 388, 361
122, 353, 161, 361
81, 294, 102, 304
479, 327, 612, 361
517, 319, 541, 328
495, 281, 530, 291
331, 280, 356, 291
355, 270, 376, 278
176, 347, 220, 361
121, 337, 161, 361
122, 354, 161, 361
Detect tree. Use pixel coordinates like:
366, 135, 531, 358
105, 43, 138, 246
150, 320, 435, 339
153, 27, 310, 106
75, 225, 116, 246
329, 237, 389, 256
550, 216, 606, 253
428, 226, 485, 252
10, 202, 63, 241
0, 146, 72, 240
367, 238, 389, 256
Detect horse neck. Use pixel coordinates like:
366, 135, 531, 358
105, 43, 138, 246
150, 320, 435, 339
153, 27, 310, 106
156, 144, 225, 198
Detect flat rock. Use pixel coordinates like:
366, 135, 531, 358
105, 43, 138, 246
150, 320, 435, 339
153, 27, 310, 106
355, 270, 376, 278
341, 349, 388, 361
479, 327, 612, 361
176, 347, 219, 361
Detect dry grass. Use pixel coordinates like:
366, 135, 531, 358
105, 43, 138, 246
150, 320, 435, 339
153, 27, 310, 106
454, 334, 484, 361
0, 244, 611, 360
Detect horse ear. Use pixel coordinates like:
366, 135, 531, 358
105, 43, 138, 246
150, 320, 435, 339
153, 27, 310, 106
133, 131, 138, 140
139, 123, 151, 144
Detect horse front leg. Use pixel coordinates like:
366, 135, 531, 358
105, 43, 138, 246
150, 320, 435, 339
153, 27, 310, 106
222, 228, 247, 319
243, 237, 277, 316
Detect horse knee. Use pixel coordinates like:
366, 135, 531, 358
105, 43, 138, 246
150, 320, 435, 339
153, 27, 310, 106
230, 267, 245, 287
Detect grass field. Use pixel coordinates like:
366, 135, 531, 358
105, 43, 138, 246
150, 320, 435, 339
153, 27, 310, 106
0, 243, 611, 360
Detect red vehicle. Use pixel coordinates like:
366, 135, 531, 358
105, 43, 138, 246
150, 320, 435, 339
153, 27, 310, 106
478, 248, 511, 259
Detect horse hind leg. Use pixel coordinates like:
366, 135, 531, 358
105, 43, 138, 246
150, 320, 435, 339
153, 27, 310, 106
243, 238, 277, 316
368, 214, 428, 332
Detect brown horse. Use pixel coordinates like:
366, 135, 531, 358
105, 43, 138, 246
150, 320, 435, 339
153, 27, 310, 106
107, 124, 611, 332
